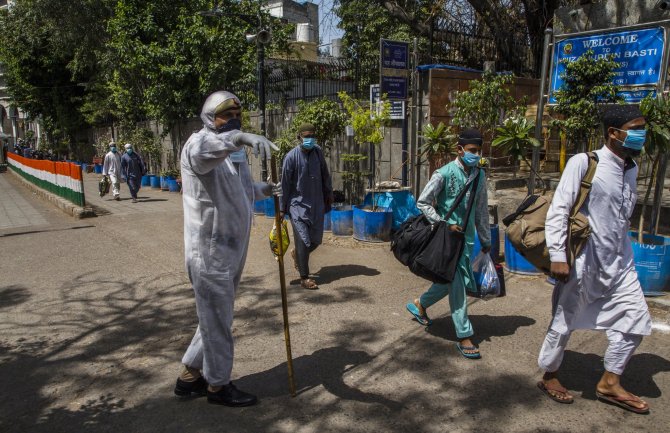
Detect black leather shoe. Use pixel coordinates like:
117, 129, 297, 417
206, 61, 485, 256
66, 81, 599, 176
207, 382, 258, 407
174, 376, 208, 398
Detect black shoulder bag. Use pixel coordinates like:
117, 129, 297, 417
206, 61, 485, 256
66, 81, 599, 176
411, 170, 481, 284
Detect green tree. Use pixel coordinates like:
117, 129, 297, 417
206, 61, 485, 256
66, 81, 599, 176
449, 71, 525, 148
290, 98, 348, 151
550, 49, 622, 153
0, 0, 113, 155
638, 95, 670, 237
339, 91, 390, 206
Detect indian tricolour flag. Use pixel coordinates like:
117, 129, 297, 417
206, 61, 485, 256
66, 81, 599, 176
7, 153, 86, 206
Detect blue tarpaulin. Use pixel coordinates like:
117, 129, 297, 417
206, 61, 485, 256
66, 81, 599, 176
363, 189, 421, 231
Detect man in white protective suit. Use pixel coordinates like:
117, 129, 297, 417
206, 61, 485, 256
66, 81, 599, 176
102, 142, 122, 200
536, 104, 652, 414
173, 91, 280, 407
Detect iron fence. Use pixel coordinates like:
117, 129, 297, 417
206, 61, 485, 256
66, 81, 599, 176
232, 57, 379, 109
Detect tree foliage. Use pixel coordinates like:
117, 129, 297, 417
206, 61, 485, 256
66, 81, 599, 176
449, 72, 525, 139
0, 0, 112, 142
335, 0, 566, 76
550, 50, 622, 151
0, 0, 294, 157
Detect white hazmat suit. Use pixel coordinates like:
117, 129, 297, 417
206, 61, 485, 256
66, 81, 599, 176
180, 91, 277, 387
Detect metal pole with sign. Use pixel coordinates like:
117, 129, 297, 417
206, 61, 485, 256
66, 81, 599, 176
379, 38, 409, 186
529, 29, 554, 195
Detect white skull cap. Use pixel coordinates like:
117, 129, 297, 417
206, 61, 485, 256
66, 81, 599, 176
124, 143, 132, 149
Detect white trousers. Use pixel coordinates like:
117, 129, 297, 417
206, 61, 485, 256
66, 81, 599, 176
109, 173, 120, 198
181, 266, 241, 387
538, 328, 642, 375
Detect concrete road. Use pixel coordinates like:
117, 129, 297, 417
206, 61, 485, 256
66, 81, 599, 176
1, 171, 669, 433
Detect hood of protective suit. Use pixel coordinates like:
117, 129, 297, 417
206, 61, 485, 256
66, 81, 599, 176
200, 91, 241, 131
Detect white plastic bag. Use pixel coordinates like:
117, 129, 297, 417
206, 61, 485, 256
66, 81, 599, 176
471, 252, 501, 300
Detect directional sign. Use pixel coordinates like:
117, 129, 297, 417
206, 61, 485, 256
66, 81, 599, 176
371, 84, 405, 120
380, 76, 407, 100
549, 27, 666, 104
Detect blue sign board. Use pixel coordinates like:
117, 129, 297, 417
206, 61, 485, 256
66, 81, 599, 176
371, 84, 405, 119
381, 40, 409, 69
381, 76, 407, 100
549, 27, 666, 103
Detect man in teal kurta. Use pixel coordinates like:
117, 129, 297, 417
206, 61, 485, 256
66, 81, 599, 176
406, 128, 490, 359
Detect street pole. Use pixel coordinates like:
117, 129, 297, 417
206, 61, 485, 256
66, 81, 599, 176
258, 40, 268, 181
530, 29, 553, 195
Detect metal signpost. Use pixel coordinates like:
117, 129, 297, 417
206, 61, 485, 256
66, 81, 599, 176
379, 39, 410, 185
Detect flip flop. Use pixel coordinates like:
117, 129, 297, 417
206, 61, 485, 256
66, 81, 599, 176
537, 381, 574, 404
406, 302, 432, 326
596, 391, 649, 414
456, 343, 481, 360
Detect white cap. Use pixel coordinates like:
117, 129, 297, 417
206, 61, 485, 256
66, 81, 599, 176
124, 143, 132, 150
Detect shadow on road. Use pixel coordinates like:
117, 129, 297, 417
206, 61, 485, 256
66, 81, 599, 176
556, 350, 670, 400
313, 264, 381, 284
426, 314, 536, 343
0, 285, 31, 308
236, 346, 403, 410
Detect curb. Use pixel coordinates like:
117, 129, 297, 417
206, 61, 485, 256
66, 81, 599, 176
8, 170, 96, 219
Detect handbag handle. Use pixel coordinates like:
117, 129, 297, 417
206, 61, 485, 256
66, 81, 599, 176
441, 169, 481, 228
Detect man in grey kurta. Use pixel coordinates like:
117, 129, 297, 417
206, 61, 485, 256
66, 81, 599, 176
280, 123, 333, 290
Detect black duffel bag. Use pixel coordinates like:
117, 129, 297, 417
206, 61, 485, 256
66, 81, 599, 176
393, 170, 480, 284
390, 214, 433, 266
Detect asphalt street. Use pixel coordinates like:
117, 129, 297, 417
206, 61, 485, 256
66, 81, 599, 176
1, 170, 669, 433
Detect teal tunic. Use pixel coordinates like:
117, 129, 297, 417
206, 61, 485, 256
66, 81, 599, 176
414, 160, 489, 338
434, 162, 486, 295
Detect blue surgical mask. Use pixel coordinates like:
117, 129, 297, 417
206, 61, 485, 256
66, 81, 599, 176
110, 147, 117, 153
126, 149, 133, 155
217, 118, 241, 133
229, 149, 247, 163
461, 151, 480, 167
617, 128, 646, 151
301, 137, 316, 150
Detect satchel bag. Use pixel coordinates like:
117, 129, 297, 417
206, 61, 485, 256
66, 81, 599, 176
503, 152, 598, 274
390, 214, 433, 266
411, 170, 481, 284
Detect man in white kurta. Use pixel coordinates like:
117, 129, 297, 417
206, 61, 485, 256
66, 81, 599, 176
174, 91, 279, 407
537, 105, 651, 413
102, 142, 122, 200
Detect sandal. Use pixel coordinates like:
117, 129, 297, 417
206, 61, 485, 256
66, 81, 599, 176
456, 343, 481, 360
406, 301, 432, 326
537, 381, 574, 404
300, 278, 319, 290
596, 391, 649, 414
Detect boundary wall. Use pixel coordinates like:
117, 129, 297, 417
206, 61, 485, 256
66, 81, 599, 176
7, 153, 86, 206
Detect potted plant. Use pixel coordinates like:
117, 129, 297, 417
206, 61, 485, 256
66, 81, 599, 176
492, 116, 542, 179
420, 121, 457, 174
339, 92, 393, 242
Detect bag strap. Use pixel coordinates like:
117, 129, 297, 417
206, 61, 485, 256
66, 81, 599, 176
442, 169, 480, 225
569, 151, 598, 219
461, 170, 481, 232
566, 151, 598, 263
